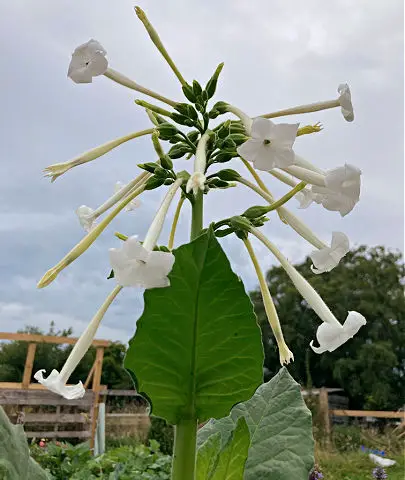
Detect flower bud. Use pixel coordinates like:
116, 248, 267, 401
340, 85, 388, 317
182, 83, 196, 102
144, 176, 166, 190
168, 143, 192, 159
174, 103, 198, 120
192, 80, 203, 96
171, 113, 195, 127
138, 162, 159, 173
242, 205, 271, 219
205, 62, 224, 99
160, 155, 174, 169
215, 169, 241, 181
215, 227, 234, 238
230, 215, 252, 232
157, 122, 179, 140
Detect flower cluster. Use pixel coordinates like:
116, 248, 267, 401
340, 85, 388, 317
372, 467, 388, 479
34, 7, 366, 397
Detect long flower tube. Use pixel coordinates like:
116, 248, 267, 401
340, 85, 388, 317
44, 129, 154, 182
37, 182, 147, 288
76, 171, 149, 231
168, 195, 185, 250
243, 237, 293, 365
104, 68, 177, 107
249, 227, 366, 353
186, 131, 211, 195
34, 285, 122, 399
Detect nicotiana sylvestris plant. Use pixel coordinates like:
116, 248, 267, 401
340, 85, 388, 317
27, 6, 367, 479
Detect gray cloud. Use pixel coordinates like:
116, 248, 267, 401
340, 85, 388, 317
0, 0, 403, 345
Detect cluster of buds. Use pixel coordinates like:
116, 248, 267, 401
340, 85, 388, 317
34, 6, 366, 398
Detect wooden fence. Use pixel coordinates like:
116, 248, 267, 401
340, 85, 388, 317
0, 332, 110, 447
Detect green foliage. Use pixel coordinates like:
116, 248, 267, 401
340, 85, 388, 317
30, 440, 171, 479
198, 368, 314, 480
148, 417, 174, 455
197, 418, 250, 480
251, 246, 405, 410
0, 406, 49, 479
125, 228, 263, 424
0, 323, 133, 390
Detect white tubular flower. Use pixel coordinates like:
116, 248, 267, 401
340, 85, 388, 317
283, 165, 326, 187
310, 311, 366, 354
312, 164, 361, 216
186, 131, 210, 195
224, 105, 253, 133
278, 207, 326, 250
34, 286, 122, 399
338, 83, 354, 122
114, 182, 142, 211
237, 118, 299, 171
109, 178, 182, 288
68, 39, 108, 84
43, 129, 153, 182
109, 236, 175, 288
76, 205, 96, 232
250, 227, 366, 354
295, 189, 322, 209
186, 172, 206, 196
310, 232, 350, 274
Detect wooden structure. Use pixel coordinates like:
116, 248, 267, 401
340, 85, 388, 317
312, 387, 405, 444
0, 332, 110, 448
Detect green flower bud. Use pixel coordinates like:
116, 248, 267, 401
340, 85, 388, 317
164, 178, 174, 185
228, 133, 248, 146
213, 151, 237, 163
215, 169, 241, 181
230, 215, 252, 232
215, 227, 234, 238
187, 131, 200, 144
144, 176, 166, 190
207, 178, 230, 189
182, 84, 196, 103
168, 143, 192, 159
168, 134, 184, 144
176, 170, 191, 182
174, 103, 198, 120
205, 62, 224, 99
252, 216, 270, 227
160, 155, 174, 169
192, 80, 203, 96
171, 113, 195, 127
242, 205, 271, 219
154, 166, 168, 178
216, 121, 231, 139
138, 162, 159, 173
157, 122, 179, 140
222, 137, 237, 149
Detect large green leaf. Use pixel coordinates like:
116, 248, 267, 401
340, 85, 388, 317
125, 228, 263, 424
197, 418, 250, 480
197, 368, 314, 480
0, 407, 50, 480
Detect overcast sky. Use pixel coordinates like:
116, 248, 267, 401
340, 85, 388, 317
0, 0, 403, 345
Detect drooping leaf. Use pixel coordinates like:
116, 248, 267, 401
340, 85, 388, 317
198, 368, 314, 480
125, 228, 263, 424
0, 406, 50, 479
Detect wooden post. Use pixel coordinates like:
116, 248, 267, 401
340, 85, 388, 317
84, 363, 96, 389
90, 347, 104, 450
22, 343, 37, 389
319, 387, 331, 447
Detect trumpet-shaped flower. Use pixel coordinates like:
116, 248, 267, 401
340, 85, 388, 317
250, 227, 366, 354
312, 164, 361, 216
114, 182, 142, 211
338, 83, 354, 122
110, 236, 175, 288
68, 39, 108, 84
76, 205, 96, 232
310, 231, 350, 274
237, 117, 299, 171
310, 311, 366, 353
187, 131, 211, 196
34, 286, 122, 399
295, 188, 323, 209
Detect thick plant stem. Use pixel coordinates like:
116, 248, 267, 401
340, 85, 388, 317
190, 190, 203, 241
172, 418, 198, 480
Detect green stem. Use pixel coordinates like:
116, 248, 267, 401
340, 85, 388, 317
190, 190, 203, 241
172, 418, 198, 480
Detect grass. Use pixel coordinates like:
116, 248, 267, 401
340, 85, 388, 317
317, 450, 405, 480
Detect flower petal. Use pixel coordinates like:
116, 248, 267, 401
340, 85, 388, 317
338, 83, 354, 122
34, 369, 85, 400
76, 205, 96, 232
251, 143, 277, 171
310, 231, 349, 274
123, 236, 149, 262
270, 122, 299, 146
237, 138, 263, 164
272, 146, 295, 168
251, 117, 274, 140
342, 311, 367, 337
68, 39, 108, 84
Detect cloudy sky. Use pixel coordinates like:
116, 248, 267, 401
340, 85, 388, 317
0, 0, 403, 345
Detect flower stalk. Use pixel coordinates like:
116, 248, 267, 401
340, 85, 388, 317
168, 195, 185, 250
243, 237, 293, 365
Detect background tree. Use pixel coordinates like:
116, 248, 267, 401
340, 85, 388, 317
251, 245, 405, 410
